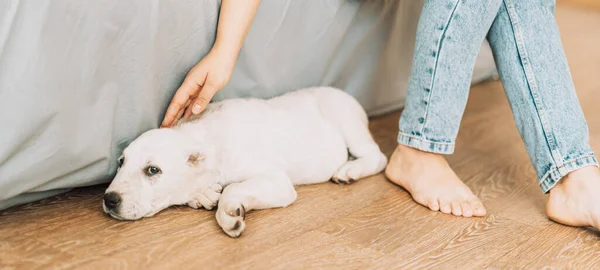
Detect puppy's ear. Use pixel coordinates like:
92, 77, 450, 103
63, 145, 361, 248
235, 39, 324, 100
187, 152, 205, 167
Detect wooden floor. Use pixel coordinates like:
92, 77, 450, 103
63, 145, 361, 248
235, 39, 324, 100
2, 4, 600, 270
559, 0, 600, 10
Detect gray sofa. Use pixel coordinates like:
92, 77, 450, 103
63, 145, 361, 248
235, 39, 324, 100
0, 0, 497, 209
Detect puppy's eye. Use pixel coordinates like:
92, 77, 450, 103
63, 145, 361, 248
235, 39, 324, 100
118, 157, 125, 168
145, 166, 161, 176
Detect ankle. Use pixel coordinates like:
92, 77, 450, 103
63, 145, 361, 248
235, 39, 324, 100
395, 143, 437, 157
394, 143, 447, 164
554, 165, 600, 191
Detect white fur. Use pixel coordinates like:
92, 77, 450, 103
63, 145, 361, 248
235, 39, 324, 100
104, 87, 387, 237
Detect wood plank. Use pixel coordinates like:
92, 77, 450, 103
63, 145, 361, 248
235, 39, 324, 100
0, 236, 87, 270
218, 230, 385, 270
489, 226, 600, 268
317, 189, 540, 269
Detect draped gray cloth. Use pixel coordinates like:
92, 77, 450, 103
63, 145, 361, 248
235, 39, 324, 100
0, 0, 496, 209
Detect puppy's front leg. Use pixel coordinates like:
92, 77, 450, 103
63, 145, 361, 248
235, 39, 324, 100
216, 170, 297, 238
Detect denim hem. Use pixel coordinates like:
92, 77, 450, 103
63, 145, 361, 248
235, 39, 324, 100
539, 155, 599, 193
397, 131, 455, 154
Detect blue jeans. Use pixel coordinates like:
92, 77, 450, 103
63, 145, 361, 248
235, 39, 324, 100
399, 0, 598, 193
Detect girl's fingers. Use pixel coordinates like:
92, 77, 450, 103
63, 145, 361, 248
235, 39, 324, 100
161, 79, 202, 127
184, 97, 198, 119
190, 81, 220, 115
173, 107, 185, 126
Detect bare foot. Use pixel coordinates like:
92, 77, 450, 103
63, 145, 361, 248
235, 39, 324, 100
385, 144, 486, 217
547, 165, 600, 229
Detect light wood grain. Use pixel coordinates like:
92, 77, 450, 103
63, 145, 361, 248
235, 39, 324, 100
489, 227, 600, 269
1, 3, 600, 269
559, 0, 600, 10
227, 230, 386, 270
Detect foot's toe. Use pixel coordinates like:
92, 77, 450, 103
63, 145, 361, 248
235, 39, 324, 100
439, 200, 452, 214
451, 201, 462, 216
471, 200, 486, 216
461, 201, 473, 217
427, 198, 440, 211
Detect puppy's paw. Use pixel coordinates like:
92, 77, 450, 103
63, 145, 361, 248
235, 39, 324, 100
216, 202, 246, 238
332, 161, 363, 185
187, 184, 223, 210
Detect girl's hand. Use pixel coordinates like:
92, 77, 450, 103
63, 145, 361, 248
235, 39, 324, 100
161, 0, 261, 128
161, 49, 236, 128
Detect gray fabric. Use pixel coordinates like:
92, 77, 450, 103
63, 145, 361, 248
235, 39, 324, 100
0, 0, 496, 209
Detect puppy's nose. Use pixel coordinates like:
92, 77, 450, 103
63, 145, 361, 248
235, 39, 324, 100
103, 192, 121, 210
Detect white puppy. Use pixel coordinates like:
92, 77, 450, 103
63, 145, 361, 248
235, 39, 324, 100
103, 87, 387, 237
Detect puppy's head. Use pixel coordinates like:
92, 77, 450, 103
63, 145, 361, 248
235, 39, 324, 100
103, 128, 207, 220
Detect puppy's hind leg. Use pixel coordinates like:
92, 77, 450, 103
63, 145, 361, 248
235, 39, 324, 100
332, 124, 388, 184
315, 88, 388, 184
216, 170, 297, 238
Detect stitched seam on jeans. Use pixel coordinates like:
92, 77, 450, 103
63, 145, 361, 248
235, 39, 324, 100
420, 0, 461, 135
398, 131, 454, 146
503, 0, 564, 167
538, 154, 597, 185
